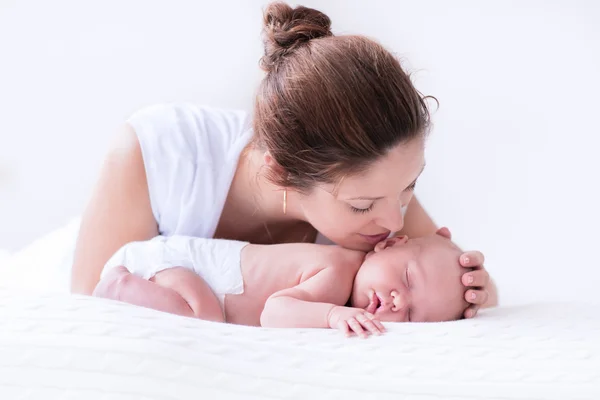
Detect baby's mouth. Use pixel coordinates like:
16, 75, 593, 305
374, 294, 382, 312
366, 291, 383, 314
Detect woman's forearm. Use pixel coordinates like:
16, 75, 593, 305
71, 124, 158, 295
397, 196, 438, 238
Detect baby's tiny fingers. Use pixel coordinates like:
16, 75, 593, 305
462, 269, 490, 287
348, 318, 368, 338
372, 318, 386, 332
356, 314, 382, 335
337, 321, 351, 337
363, 312, 386, 332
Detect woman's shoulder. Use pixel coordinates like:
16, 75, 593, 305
126, 102, 252, 163
127, 102, 248, 123
124, 103, 253, 237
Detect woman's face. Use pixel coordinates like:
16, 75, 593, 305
297, 137, 426, 251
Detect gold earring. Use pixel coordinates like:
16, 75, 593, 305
283, 189, 287, 215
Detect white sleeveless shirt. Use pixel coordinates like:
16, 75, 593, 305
127, 103, 253, 239
127, 103, 334, 245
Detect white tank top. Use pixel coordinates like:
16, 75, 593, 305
127, 103, 253, 239
127, 102, 334, 245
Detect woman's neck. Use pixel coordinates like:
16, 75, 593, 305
231, 147, 304, 225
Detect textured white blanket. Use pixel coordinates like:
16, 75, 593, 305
0, 288, 598, 400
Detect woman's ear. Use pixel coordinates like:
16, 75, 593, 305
263, 151, 286, 179
436, 227, 452, 239
263, 150, 276, 167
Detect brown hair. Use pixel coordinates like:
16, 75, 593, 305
254, 1, 433, 193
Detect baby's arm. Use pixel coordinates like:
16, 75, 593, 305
260, 250, 385, 337
260, 265, 351, 328
93, 266, 224, 322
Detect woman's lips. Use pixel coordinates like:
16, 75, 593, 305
359, 232, 390, 244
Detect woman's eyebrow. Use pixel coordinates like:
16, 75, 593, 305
342, 163, 426, 201
345, 195, 385, 201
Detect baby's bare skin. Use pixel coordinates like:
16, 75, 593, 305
95, 228, 468, 338
96, 242, 363, 325
224, 243, 364, 326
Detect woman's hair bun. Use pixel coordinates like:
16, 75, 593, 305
260, 2, 333, 72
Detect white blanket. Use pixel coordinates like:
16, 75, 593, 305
0, 288, 598, 400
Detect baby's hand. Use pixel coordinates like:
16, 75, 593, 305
327, 306, 386, 338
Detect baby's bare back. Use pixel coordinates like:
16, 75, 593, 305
224, 243, 362, 326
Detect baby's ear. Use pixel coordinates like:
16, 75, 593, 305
436, 227, 452, 239
374, 235, 407, 253
394, 235, 409, 244
373, 240, 389, 253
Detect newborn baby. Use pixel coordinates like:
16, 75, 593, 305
94, 227, 468, 337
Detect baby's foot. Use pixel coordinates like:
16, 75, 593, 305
92, 266, 130, 300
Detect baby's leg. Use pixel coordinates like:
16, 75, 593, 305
151, 267, 224, 322
93, 266, 224, 322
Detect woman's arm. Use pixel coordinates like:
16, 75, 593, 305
399, 196, 499, 311
71, 124, 158, 295
397, 196, 438, 239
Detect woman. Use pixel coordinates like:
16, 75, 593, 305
71, 2, 497, 318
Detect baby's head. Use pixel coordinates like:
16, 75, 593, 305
351, 227, 468, 322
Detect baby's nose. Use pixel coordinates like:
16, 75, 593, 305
391, 290, 408, 311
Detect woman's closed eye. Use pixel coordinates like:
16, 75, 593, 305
350, 203, 374, 214
349, 181, 416, 214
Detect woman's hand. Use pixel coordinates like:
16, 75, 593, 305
459, 250, 497, 318
398, 197, 498, 318
433, 227, 498, 319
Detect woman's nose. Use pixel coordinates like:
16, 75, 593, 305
376, 201, 405, 233
391, 290, 409, 312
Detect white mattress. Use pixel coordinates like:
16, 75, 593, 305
0, 288, 598, 400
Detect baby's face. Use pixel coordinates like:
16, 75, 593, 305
351, 231, 467, 322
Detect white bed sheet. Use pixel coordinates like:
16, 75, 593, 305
0, 218, 79, 293
0, 249, 10, 267
0, 288, 598, 400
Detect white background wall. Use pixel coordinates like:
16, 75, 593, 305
1, 0, 598, 305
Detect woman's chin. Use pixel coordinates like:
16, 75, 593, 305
319, 233, 376, 252
338, 239, 374, 252
352, 239, 377, 252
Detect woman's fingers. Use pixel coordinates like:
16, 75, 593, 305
460, 251, 485, 268
462, 269, 490, 287
465, 289, 489, 305
464, 304, 480, 319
